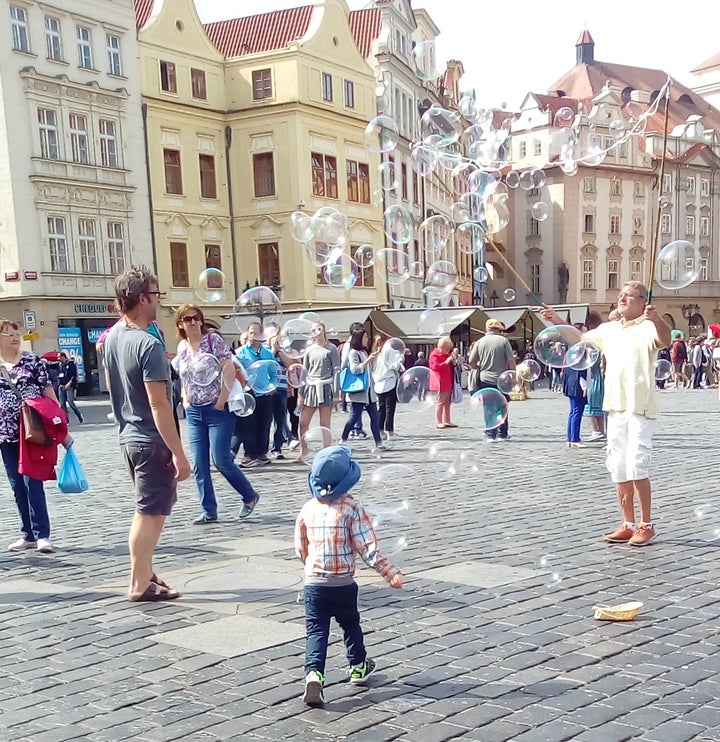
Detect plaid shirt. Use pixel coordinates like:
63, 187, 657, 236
294, 494, 399, 586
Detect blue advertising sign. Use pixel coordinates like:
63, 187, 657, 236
87, 327, 109, 344
58, 327, 86, 383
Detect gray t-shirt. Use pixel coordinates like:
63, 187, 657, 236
103, 323, 170, 445
470, 334, 514, 385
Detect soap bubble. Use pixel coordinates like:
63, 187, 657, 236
384, 205, 414, 245
694, 504, 720, 542
245, 359, 277, 395
554, 107, 574, 127
411, 144, 439, 176
411, 39, 443, 81
311, 211, 347, 247
530, 201, 550, 221
506, 171, 520, 188
565, 341, 601, 371
300, 311, 321, 324
534, 325, 584, 368
497, 370, 521, 395
304, 241, 342, 268
185, 353, 220, 387
409, 260, 424, 278
290, 211, 314, 243
396, 367, 437, 408
419, 215, 452, 254
323, 254, 358, 292
300, 426, 333, 465
536, 554, 563, 588
364, 115, 399, 153
354, 244, 375, 268
655, 358, 672, 381
655, 240, 702, 290
469, 388, 508, 430
474, 266, 488, 283
365, 465, 421, 507
517, 358, 541, 382
195, 268, 226, 303
375, 248, 411, 286
283, 318, 314, 343
383, 337, 406, 366
484, 193, 510, 233
424, 260, 458, 300
231, 392, 256, 418
420, 105, 463, 146
235, 286, 282, 327
287, 363, 307, 389
417, 308, 446, 336
503, 288, 516, 302
379, 160, 399, 191
658, 195, 670, 209
456, 222, 485, 256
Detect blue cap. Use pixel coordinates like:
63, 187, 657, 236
308, 445, 361, 500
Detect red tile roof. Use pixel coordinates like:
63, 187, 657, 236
348, 8, 382, 59
575, 30, 594, 45
204, 6, 314, 57
134, 0, 154, 30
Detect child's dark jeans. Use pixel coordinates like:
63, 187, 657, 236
304, 582, 366, 675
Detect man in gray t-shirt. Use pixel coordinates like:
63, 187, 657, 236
104, 266, 190, 603
469, 319, 516, 441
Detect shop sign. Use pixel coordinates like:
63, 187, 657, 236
74, 303, 116, 315
23, 310, 36, 330
23, 271, 38, 280
58, 327, 86, 383
87, 327, 110, 344
4, 271, 19, 281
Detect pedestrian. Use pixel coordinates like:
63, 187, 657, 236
541, 281, 671, 546
57, 351, 84, 423
340, 323, 367, 438
173, 304, 260, 525
340, 328, 385, 450
428, 337, 460, 429
373, 337, 404, 442
670, 332, 688, 389
0, 319, 71, 553
584, 313, 606, 443
294, 445, 403, 706
268, 330, 293, 459
233, 322, 277, 467
413, 350, 429, 400
468, 319, 515, 441
563, 358, 588, 448
296, 323, 340, 463
103, 266, 192, 601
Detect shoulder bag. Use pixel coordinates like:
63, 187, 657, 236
0, 365, 53, 446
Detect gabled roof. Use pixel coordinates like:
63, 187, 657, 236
204, 6, 314, 57
348, 8, 382, 59
134, 0, 154, 30
692, 51, 720, 73
670, 141, 720, 165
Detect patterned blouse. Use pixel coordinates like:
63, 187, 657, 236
0, 352, 51, 444
175, 332, 232, 407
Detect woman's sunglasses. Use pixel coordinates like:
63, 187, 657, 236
181, 315, 203, 324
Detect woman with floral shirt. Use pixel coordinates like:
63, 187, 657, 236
173, 305, 260, 524
0, 319, 68, 553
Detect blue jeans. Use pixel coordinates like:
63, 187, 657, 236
342, 401, 381, 444
186, 403, 258, 516
270, 388, 289, 453
1, 442, 50, 541
567, 395, 586, 442
304, 583, 366, 675
59, 387, 82, 422
478, 380, 509, 439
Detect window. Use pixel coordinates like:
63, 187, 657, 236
258, 242, 280, 287
359, 163, 370, 204
38, 108, 60, 160
163, 149, 183, 194
412, 171, 419, 205
170, 242, 189, 286
204, 245, 223, 287
322, 72, 333, 102
344, 79, 354, 108
634, 181, 644, 197
191, 68, 206, 100
701, 257, 709, 281
99, 119, 118, 167
160, 60, 176, 92
607, 259, 619, 290
633, 216, 643, 235
700, 216, 709, 236
346, 160, 358, 202
252, 152, 275, 198
48, 216, 69, 272
686, 176, 696, 196
701, 178, 710, 196
528, 216, 540, 236
610, 178, 622, 196
630, 260, 642, 282
106, 34, 121, 75
584, 214, 595, 233
11, 5, 29, 52
252, 68, 272, 100
107, 221, 125, 274
686, 215, 695, 235
610, 214, 620, 235
77, 26, 93, 69
533, 140, 542, 156
199, 154, 217, 199
582, 259, 594, 290
69, 113, 89, 164
519, 141, 527, 158
78, 218, 99, 273
618, 140, 628, 158
662, 173, 672, 193
530, 264, 540, 294
584, 177, 595, 193
661, 214, 671, 233
311, 152, 337, 198
352, 245, 374, 287
401, 162, 408, 200
45, 16, 62, 60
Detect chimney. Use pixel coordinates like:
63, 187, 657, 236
575, 29, 595, 65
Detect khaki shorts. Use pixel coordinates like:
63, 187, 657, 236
122, 442, 177, 516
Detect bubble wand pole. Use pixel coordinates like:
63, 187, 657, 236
486, 237, 543, 306
647, 81, 672, 304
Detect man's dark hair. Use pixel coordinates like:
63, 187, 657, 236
58, 352, 68, 360
348, 321, 364, 334
115, 265, 157, 313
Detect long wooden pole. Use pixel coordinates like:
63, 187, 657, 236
486, 237, 543, 306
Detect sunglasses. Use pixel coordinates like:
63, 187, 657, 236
181, 315, 203, 324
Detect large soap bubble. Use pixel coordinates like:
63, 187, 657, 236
419, 215, 451, 254
384, 205, 414, 245
185, 353, 220, 387
290, 211, 314, 243
235, 286, 282, 326
364, 115, 399, 154
417, 308, 446, 336
469, 388, 508, 430
300, 426, 333, 465
323, 255, 358, 292
565, 341, 600, 371
396, 367, 437, 409
424, 260, 458, 301
517, 358, 541, 382
654, 359, 671, 381
246, 359, 277, 395
655, 240, 702, 290
375, 248, 411, 286
195, 268, 226, 304
411, 40, 443, 82
534, 325, 584, 368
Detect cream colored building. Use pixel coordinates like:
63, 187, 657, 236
137, 0, 386, 341
0, 0, 152, 391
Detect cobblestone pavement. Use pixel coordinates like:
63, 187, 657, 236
2, 386, 720, 741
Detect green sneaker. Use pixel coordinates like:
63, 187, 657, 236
349, 658, 376, 684
302, 670, 324, 706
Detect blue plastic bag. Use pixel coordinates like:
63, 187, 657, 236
57, 447, 89, 493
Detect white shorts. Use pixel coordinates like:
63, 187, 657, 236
606, 411, 656, 483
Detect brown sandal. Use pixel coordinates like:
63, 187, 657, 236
151, 573, 170, 589
130, 582, 180, 602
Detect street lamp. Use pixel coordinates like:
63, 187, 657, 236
489, 290, 499, 308
681, 303, 700, 331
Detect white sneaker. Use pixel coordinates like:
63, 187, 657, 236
288, 439, 300, 451
7, 538, 36, 552
587, 432, 606, 442
36, 538, 54, 553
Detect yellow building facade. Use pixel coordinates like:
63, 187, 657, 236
137, 0, 385, 341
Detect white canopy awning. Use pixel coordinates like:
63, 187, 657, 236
372, 307, 478, 342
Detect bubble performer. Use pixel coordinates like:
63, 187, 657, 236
541, 281, 671, 547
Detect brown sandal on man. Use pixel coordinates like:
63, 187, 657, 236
129, 582, 180, 602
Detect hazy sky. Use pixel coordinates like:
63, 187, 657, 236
195, 0, 719, 109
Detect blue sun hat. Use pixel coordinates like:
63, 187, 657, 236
308, 445, 361, 500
